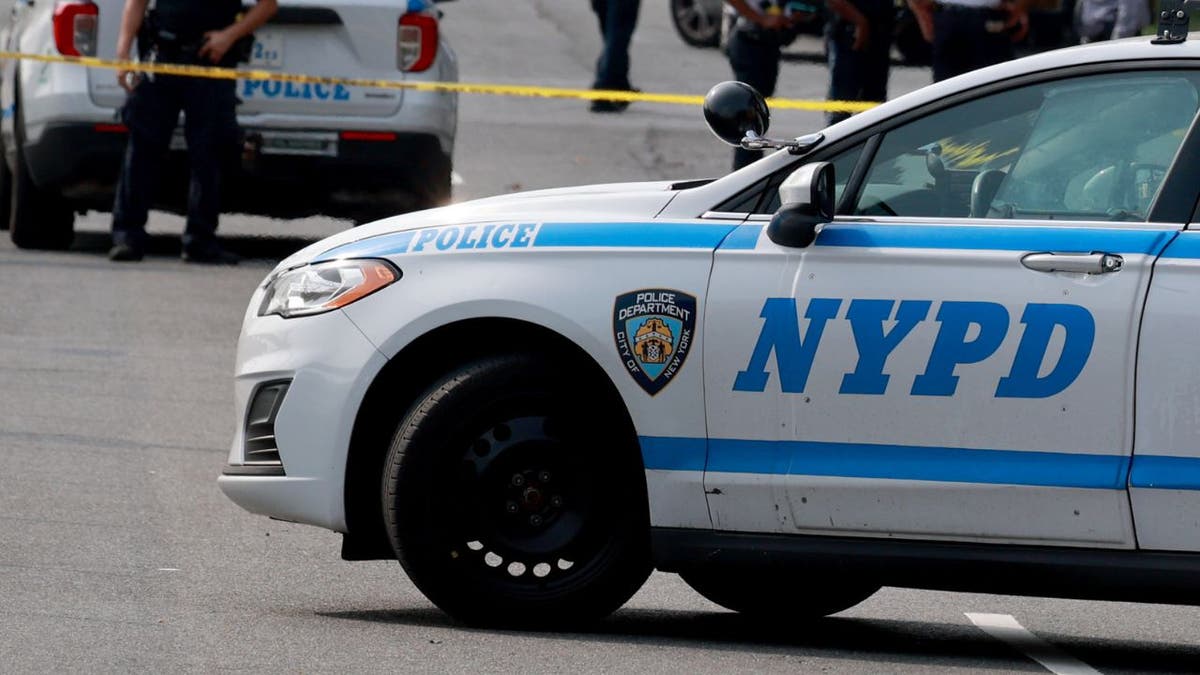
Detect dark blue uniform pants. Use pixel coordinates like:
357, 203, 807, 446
591, 0, 640, 90
111, 75, 238, 254
726, 28, 780, 170
932, 6, 1013, 82
826, 18, 891, 125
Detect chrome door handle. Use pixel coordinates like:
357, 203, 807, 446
1021, 252, 1123, 274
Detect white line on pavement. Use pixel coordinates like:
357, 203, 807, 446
966, 613, 1101, 675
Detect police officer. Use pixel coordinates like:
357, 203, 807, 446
724, 0, 809, 170
589, 0, 641, 113
825, 0, 893, 125
109, 0, 278, 263
907, 0, 1028, 82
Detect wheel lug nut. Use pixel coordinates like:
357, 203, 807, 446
511, 474, 525, 487
505, 501, 519, 514
550, 495, 564, 508
538, 470, 552, 482
529, 515, 543, 526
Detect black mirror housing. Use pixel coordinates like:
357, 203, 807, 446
703, 81, 770, 147
767, 161, 835, 248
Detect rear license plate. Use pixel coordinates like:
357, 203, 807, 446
258, 130, 338, 157
250, 33, 283, 69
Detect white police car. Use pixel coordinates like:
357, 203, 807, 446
0, 0, 457, 250
220, 30, 1200, 626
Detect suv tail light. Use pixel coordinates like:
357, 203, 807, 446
53, 0, 98, 57
397, 12, 437, 72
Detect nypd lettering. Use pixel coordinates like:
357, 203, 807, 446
614, 290, 697, 396
734, 298, 1095, 399
242, 80, 353, 101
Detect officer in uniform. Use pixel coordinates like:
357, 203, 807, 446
824, 0, 893, 125
109, 0, 278, 263
907, 0, 1028, 82
723, 0, 808, 170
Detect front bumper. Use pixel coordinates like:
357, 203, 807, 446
217, 288, 388, 532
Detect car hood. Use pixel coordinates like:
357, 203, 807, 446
280, 181, 684, 268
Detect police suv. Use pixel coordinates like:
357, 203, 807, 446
220, 31, 1200, 626
0, 0, 457, 250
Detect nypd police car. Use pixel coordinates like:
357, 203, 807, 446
220, 29, 1200, 626
0, 0, 456, 250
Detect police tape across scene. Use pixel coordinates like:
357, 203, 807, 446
0, 49, 878, 114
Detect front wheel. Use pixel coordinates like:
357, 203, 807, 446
681, 567, 880, 619
383, 354, 652, 627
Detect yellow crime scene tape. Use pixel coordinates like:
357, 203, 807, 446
0, 49, 878, 115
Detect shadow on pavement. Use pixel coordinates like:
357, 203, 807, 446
70, 230, 321, 262
317, 606, 1200, 673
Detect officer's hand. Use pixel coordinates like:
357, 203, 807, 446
199, 29, 236, 64
117, 70, 141, 93
759, 13, 792, 31
1004, 2, 1029, 42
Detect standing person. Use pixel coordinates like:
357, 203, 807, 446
724, 0, 806, 169
907, 0, 1028, 82
589, 0, 641, 113
108, 0, 278, 263
825, 0, 893, 125
1075, 0, 1149, 43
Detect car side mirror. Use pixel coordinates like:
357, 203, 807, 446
703, 81, 826, 155
767, 161, 834, 248
703, 81, 770, 147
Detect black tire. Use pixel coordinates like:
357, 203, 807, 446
670, 0, 721, 48
383, 353, 652, 627
0, 132, 12, 232
681, 567, 880, 619
9, 89, 74, 250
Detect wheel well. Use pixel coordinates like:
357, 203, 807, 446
340, 317, 646, 561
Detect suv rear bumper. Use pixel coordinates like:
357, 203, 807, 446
22, 122, 452, 217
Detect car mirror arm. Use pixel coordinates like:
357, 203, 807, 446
741, 131, 824, 155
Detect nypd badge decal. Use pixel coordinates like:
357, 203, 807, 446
613, 289, 696, 396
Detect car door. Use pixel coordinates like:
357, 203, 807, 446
703, 68, 1200, 547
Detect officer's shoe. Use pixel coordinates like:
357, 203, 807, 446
182, 246, 240, 265
108, 243, 144, 262
589, 87, 640, 113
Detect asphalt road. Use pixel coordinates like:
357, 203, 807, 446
2, 2, 1200, 672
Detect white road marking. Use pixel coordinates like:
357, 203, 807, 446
966, 613, 1101, 675
157, 568, 180, 572
451, 170, 465, 186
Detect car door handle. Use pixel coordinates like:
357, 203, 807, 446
1020, 252, 1123, 274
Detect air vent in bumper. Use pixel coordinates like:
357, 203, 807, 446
241, 380, 291, 472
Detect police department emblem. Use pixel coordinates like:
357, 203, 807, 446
613, 289, 697, 396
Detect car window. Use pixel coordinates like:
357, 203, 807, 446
759, 142, 866, 214
850, 71, 1200, 222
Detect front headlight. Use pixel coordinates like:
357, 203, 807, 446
259, 259, 400, 319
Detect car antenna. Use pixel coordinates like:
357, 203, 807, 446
1153, 0, 1198, 44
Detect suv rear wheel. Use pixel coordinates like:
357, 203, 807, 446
9, 93, 75, 250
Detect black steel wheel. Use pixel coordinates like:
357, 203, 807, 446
383, 353, 651, 627
670, 0, 722, 48
681, 567, 880, 619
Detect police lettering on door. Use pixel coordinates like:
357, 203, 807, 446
733, 298, 1095, 399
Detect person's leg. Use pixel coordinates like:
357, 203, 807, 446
826, 21, 859, 125
861, 23, 892, 106
727, 31, 778, 169
180, 78, 239, 260
604, 0, 640, 90
974, 10, 1014, 70
111, 77, 181, 256
591, 0, 610, 89
931, 10, 961, 82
